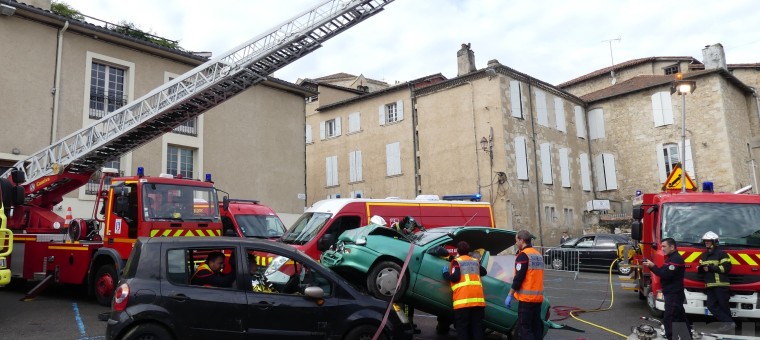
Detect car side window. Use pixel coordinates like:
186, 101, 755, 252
595, 236, 616, 247
167, 249, 190, 285
576, 236, 594, 248
245, 248, 333, 296
167, 247, 237, 288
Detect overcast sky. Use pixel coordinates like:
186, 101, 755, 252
61, 0, 760, 86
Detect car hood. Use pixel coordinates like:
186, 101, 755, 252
338, 225, 516, 254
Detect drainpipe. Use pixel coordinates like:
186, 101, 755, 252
469, 82, 482, 195
526, 80, 543, 246
409, 83, 421, 196
51, 20, 70, 143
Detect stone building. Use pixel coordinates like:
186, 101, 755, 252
0, 0, 312, 223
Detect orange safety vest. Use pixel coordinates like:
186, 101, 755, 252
513, 247, 544, 303
191, 263, 214, 287
449, 255, 486, 309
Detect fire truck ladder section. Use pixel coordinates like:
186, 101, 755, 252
1, 0, 394, 203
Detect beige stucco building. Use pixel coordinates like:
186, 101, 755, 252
0, 0, 312, 223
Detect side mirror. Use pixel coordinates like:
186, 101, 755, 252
632, 206, 644, 220
12, 186, 25, 205
222, 196, 230, 212
317, 234, 335, 252
11, 168, 25, 184
631, 221, 643, 241
304, 286, 324, 299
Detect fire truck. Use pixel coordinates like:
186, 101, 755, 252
627, 167, 760, 319
0, 0, 396, 305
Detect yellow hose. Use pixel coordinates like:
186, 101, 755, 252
567, 258, 628, 339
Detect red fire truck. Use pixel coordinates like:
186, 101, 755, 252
628, 182, 760, 319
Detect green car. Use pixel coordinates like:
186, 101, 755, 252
321, 225, 553, 337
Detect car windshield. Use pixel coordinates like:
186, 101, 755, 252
143, 183, 219, 222
661, 202, 760, 247
281, 212, 332, 245
236, 215, 286, 238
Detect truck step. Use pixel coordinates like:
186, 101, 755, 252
20, 274, 53, 302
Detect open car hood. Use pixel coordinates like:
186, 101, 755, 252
447, 227, 516, 254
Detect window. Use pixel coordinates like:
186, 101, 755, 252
85, 158, 121, 195
89, 62, 127, 119
563, 208, 574, 228
385, 142, 401, 176
559, 148, 570, 188
348, 112, 361, 133
579, 153, 591, 191
167, 145, 194, 178
305, 125, 313, 144
540, 143, 553, 184
244, 247, 332, 295
515, 136, 529, 180
535, 90, 548, 127
574, 106, 586, 139
657, 141, 694, 183
664, 64, 680, 75
325, 155, 338, 187
594, 153, 618, 191
349, 190, 364, 199
167, 247, 236, 287
379, 101, 404, 125
651, 92, 674, 127
510, 80, 523, 118
349, 151, 363, 183
544, 206, 556, 224
588, 108, 605, 140
320, 118, 341, 140
166, 76, 197, 136
595, 236, 616, 247
554, 97, 566, 132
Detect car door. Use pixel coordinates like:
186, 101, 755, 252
574, 236, 595, 269
411, 242, 455, 311
591, 235, 618, 270
160, 247, 246, 340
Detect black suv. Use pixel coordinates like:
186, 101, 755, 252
106, 237, 413, 340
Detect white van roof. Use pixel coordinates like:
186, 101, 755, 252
305, 198, 489, 214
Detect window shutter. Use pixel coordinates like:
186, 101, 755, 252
580, 153, 591, 191
379, 105, 386, 125
349, 151, 356, 183
325, 156, 332, 186
356, 150, 363, 181
594, 154, 606, 191
515, 137, 529, 180
335, 117, 341, 136
536, 90, 548, 127
319, 121, 326, 140
554, 97, 566, 132
588, 109, 605, 140
305, 125, 312, 144
603, 153, 618, 190
331, 156, 339, 186
559, 148, 570, 187
348, 112, 360, 133
651, 93, 664, 127
656, 143, 667, 183
681, 139, 695, 179
540, 142, 552, 184
574, 106, 586, 139
397, 100, 404, 121
661, 92, 674, 125
510, 80, 523, 118
393, 143, 401, 175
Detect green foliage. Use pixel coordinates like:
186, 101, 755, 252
51, 1, 84, 21
112, 20, 183, 50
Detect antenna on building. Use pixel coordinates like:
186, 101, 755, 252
602, 36, 621, 84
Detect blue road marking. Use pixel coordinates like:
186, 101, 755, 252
72, 303, 87, 338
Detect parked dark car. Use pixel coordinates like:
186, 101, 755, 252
544, 233, 633, 274
106, 237, 413, 340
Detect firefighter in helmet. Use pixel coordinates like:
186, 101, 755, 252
698, 231, 735, 332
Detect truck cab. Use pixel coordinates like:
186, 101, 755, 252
218, 198, 286, 239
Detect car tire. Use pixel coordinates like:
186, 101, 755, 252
122, 323, 173, 340
367, 261, 407, 302
646, 289, 664, 318
551, 257, 564, 270
345, 324, 386, 340
617, 261, 632, 275
94, 264, 117, 306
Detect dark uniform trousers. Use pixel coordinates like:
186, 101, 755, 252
706, 286, 733, 323
664, 293, 692, 340
517, 301, 543, 340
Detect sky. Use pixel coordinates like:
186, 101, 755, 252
60, 0, 760, 86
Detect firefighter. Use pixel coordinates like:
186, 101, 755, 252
443, 241, 487, 340
698, 231, 735, 331
191, 251, 235, 288
505, 230, 544, 340
642, 238, 692, 340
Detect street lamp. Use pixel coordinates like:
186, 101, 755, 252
671, 73, 696, 193
480, 135, 493, 161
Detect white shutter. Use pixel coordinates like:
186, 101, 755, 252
393, 143, 401, 175
305, 125, 312, 144
603, 153, 618, 190
331, 156, 339, 186
540, 142, 552, 184
510, 80, 523, 118
386, 143, 401, 176
536, 90, 548, 127
379, 105, 386, 125
681, 139, 695, 179
574, 106, 586, 139
554, 97, 566, 132
515, 137, 529, 180
580, 153, 591, 191
661, 92, 674, 125
356, 150, 363, 181
559, 148, 570, 187
651, 93, 664, 127
588, 109, 605, 140
656, 143, 667, 183
348, 112, 360, 133
397, 100, 404, 121
319, 121, 326, 140
325, 156, 332, 186
594, 154, 606, 191
349, 151, 357, 183
334, 117, 341, 136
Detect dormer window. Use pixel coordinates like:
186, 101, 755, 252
664, 64, 680, 75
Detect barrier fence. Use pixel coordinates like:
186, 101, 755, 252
535, 246, 580, 279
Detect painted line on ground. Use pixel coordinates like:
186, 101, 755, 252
72, 302, 87, 338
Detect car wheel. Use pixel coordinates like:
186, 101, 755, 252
617, 261, 632, 275
122, 323, 173, 340
345, 324, 386, 340
367, 261, 407, 302
551, 257, 564, 270
646, 289, 664, 318
94, 264, 117, 306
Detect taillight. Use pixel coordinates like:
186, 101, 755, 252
113, 283, 130, 311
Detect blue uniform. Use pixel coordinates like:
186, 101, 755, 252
650, 251, 691, 340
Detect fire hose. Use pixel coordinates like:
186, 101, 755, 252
372, 241, 415, 340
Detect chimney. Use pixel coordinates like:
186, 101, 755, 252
457, 43, 476, 76
702, 43, 727, 70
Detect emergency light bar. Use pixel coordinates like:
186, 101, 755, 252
442, 194, 482, 202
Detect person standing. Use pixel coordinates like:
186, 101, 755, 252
642, 238, 692, 340
505, 230, 544, 340
560, 231, 570, 244
698, 231, 735, 332
443, 241, 487, 340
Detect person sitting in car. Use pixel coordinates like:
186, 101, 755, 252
191, 251, 235, 288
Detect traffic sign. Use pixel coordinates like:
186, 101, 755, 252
662, 163, 696, 191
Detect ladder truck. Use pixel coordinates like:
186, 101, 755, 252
0, 0, 396, 305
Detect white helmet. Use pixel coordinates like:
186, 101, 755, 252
702, 231, 719, 242
370, 215, 386, 227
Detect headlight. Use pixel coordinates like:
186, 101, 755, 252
0, 258, 5, 268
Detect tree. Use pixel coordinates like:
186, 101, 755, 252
51, 1, 84, 21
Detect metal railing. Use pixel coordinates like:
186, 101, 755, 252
536, 246, 580, 279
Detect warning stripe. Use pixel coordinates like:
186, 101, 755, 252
149, 229, 222, 237
739, 253, 758, 266
681, 250, 760, 266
